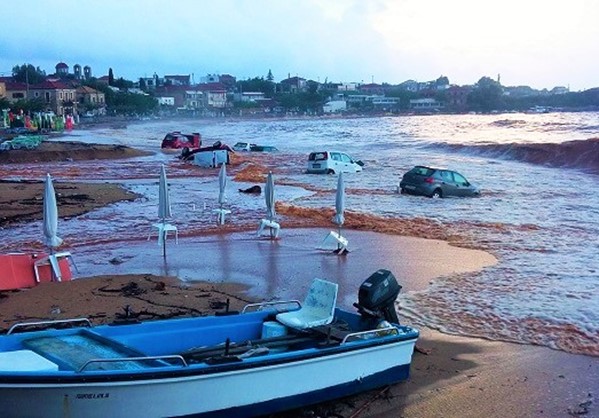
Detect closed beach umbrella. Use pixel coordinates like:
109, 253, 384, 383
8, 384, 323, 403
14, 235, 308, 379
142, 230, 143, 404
218, 163, 227, 207
158, 165, 172, 258
43, 173, 63, 249
158, 164, 172, 221
333, 172, 345, 227
265, 171, 275, 220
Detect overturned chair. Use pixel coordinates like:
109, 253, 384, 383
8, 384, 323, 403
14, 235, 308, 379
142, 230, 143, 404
276, 278, 339, 330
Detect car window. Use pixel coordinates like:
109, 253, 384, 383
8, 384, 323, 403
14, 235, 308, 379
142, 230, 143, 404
309, 152, 327, 161
453, 172, 468, 185
340, 153, 352, 163
410, 167, 434, 176
440, 171, 454, 182
331, 153, 341, 161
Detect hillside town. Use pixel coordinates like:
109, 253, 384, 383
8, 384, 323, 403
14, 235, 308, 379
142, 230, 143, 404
1, 61, 597, 127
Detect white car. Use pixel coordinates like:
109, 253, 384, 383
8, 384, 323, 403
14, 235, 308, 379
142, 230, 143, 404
306, 151, 364, 174
233, 142, 255, 152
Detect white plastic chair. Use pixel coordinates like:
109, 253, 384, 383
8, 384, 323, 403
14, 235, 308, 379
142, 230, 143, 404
33, 252, 77, 282
257, 219, 280, 238
213, 208, 231, 225
320, 230, 348, 254
276, 278, 338, 330
148, 223, 179, 246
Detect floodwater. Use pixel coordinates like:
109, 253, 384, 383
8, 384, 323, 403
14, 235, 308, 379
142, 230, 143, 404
2, 112, 599, 356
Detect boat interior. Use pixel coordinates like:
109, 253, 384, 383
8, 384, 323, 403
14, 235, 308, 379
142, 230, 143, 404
0, 272, 419, 374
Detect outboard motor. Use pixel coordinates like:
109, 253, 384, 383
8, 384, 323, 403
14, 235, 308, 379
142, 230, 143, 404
354, 269, 401, 324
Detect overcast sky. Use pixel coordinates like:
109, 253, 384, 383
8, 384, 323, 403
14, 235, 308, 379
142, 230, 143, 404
1, 0, 597, 91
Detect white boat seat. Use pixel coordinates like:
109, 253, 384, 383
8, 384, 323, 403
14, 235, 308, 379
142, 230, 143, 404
257, 219, 280, 238
276, 278, 338, 330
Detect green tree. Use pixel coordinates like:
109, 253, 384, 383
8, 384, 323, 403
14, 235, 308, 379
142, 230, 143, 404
112, 77, 134, 90
239, 77, 275, 97
8, 97, 46, 113
266, 69, 274, 82
0, 96, 10, 110
109, 91, 157, 116
108, 68, 114, 86
12, 64, 46, 84
467, 76, 504, 112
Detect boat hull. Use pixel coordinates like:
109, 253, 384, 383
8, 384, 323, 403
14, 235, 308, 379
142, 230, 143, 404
0, 338, 415, 417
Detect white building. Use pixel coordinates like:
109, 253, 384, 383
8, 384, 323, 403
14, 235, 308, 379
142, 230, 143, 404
323, 100, 347, 113
157, 97, 175, 106
409, 98, 443, 111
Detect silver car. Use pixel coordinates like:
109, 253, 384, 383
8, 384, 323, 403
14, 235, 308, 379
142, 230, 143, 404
399, 166, 480, 198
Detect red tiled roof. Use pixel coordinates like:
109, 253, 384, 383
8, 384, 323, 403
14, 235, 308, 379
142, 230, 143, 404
76, 86, 101, 94
5, 82, 28, 90
29, 80, 74, 90
195, 82, 227, 92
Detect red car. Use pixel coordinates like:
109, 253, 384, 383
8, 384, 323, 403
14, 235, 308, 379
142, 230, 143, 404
161, 132, 201, 150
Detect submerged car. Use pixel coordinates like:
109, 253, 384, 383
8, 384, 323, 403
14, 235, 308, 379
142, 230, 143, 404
233, 142, 278, 152
399, 166, 480, 198
306, 151, 363, 174
161, 132, 201, 150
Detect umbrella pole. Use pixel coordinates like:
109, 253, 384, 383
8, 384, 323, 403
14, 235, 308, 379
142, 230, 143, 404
49, 246, 57, 282
162, 221, 166, 259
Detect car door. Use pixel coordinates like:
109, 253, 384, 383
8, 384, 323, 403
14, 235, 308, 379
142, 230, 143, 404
330, 152, 342, 172
438, 170, 459, 196
452, 172, 475, 196
340, 153, 354, 172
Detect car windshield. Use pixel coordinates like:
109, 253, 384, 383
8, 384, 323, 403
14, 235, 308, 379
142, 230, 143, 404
409, 166, 434, 176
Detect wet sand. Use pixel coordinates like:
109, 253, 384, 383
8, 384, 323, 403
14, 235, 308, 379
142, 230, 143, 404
1, 140, 598, 417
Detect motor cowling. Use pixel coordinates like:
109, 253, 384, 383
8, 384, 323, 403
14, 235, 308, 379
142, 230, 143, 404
355, 269, 401, 324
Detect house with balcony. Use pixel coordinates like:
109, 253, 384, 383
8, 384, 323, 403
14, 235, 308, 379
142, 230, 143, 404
371, 96, 400, 110
196, 83, 227, 110
29, 80, 78, 115
164, 75, 191, 86
409, 98, 443, 112
445, 85, 472, 112
279, 76, 307, 93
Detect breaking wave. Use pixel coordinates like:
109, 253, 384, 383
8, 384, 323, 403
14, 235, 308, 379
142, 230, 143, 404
429, 137, 599, 173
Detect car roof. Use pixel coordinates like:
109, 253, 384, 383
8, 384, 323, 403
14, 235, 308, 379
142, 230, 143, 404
413, 165, 450, 171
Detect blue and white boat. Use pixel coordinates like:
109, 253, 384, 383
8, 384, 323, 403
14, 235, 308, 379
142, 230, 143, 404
0, 269, 418, 418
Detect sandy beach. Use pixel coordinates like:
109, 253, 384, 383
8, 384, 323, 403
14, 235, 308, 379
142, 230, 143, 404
1, 139, 598, 417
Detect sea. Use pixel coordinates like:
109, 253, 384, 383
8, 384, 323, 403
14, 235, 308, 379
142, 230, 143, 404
2, 111, 598, 356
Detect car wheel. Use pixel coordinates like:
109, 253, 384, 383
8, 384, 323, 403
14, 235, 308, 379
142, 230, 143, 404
430, 189, 442, 198
327, 169, 335, 174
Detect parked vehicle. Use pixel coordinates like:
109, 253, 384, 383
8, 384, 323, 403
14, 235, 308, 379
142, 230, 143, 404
0, 270, 418, 418
161, 132, 201, 150
399, 166, 480, 198
233, 142, 278, 152
306, 151, 363, 174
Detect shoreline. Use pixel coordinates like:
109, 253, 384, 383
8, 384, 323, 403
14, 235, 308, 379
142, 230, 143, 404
1, 133, 598, 417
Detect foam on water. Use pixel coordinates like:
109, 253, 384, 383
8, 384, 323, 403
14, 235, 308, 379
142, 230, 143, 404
2, 112, 599, 356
